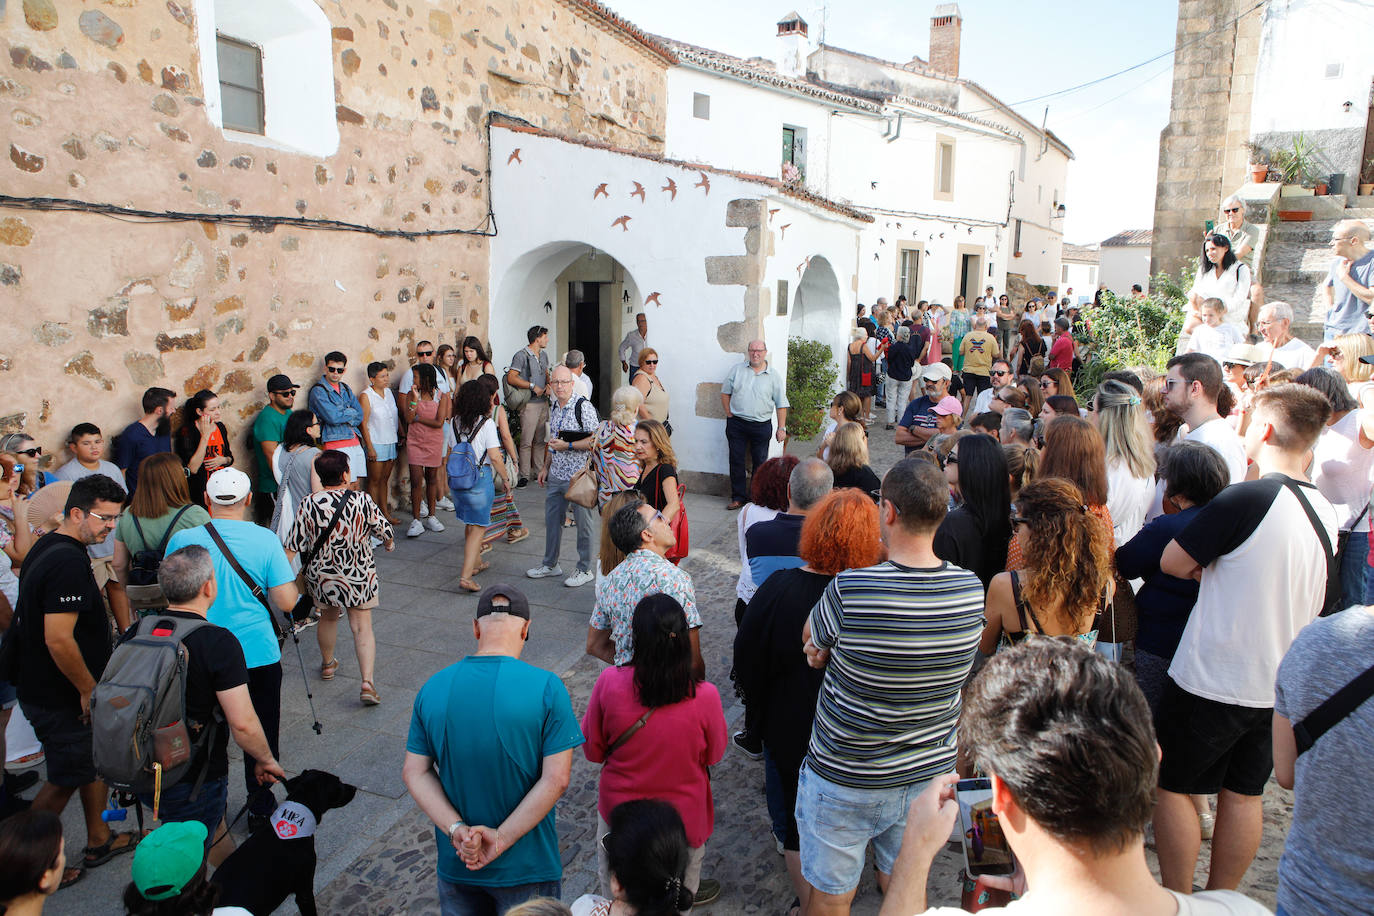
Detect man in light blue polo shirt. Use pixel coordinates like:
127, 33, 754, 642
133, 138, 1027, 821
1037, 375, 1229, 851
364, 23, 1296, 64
720, 339, 789, 510
1322, 219, 1374, 340
167, 468, 298, 826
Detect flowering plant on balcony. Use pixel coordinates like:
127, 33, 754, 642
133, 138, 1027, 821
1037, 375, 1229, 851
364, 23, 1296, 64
781, 161, 803, 187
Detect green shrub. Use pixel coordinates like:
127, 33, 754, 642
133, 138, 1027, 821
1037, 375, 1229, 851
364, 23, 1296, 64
1074, 267, 1190, 402
786, 336, 840, 440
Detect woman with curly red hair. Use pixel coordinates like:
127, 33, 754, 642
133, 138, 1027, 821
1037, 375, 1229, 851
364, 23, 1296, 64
979, 477, 1113, 653
733, 489, 883, 913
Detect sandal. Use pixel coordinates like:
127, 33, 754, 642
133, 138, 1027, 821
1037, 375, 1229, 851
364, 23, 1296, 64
84, 830, 137, 867
458, 577, 482, 593
481, 541, 493, 555
321, 658, 339, 680
359, 681, 381, 706
786, 897, 801, 916
506, 527, 529, 544
60, 865, 84, 889
474, 560, 490, 574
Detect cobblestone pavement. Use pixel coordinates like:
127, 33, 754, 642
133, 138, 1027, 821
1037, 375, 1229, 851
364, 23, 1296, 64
313, 420, 1288, 915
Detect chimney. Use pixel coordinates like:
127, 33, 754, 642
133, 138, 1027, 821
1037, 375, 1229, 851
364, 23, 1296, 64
776, 11, 808, 79
929, 3, 961, 78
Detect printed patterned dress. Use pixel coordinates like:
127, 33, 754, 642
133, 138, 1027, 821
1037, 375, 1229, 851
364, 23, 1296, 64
595, 421, 640, 507
286, 489, 394, 609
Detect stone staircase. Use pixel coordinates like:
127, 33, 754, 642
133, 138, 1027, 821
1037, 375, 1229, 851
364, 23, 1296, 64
1260, 200, 1374, 345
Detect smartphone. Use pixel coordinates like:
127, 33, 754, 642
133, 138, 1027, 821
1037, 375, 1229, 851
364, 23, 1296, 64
1205, 219, 1215, 233
956, 778, 1015, 877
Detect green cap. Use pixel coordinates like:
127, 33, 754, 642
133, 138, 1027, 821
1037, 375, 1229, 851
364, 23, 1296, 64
132, 821, 208, 901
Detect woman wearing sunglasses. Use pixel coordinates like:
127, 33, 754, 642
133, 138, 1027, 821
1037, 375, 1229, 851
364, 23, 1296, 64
632, 348, 670, 431
0, 434, 54, 498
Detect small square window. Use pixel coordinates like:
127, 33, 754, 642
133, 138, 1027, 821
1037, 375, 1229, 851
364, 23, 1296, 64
693, 92, 710, 120
217, 35, 264, 135
1325, 62, 1343, 79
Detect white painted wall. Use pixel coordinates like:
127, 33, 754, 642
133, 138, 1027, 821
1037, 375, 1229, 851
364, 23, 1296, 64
1251, 0, 1374, 134
194, 0, 339, 158
1058, 261, 1098, 303
1098, 246, 1151, 296
488, 127, 865, 477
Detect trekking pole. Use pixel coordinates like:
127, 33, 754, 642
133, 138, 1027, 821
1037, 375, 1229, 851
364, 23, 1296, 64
284, 615, 323, 735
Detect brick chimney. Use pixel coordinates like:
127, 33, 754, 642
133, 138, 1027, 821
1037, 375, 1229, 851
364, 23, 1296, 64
776, 11, 808, 79
929, 3, 961, 78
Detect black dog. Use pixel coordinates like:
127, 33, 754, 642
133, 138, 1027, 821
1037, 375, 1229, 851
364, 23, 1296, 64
211, 769, 357, 916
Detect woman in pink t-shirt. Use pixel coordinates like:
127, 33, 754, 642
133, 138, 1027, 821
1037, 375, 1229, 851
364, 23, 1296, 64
582, 594, 727, 907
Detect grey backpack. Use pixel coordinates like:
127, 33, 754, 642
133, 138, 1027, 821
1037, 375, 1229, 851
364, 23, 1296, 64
92, 615, 217, 796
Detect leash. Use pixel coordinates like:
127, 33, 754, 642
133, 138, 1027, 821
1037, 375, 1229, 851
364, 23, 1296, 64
210, 801, 252, 849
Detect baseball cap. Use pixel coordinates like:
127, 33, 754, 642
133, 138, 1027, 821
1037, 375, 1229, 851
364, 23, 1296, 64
921, 362, 953, 382
932, 396, 963, 417
267, 373, 299, 393
132, 821, 208, 901
205, 467, 252, 505
476, 583, 531, 619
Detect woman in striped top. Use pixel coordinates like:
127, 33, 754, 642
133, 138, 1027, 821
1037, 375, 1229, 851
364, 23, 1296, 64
594, 386, 643, 507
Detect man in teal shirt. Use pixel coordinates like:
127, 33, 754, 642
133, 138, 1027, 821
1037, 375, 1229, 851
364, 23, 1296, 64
720, 339, 789, 510
403, 585, 583, 914
250, 374, 297, 527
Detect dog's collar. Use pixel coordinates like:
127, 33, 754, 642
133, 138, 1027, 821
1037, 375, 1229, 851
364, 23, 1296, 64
269, 800, 317, 840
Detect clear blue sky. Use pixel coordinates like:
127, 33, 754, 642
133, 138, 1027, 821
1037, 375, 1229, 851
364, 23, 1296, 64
604, 0, 1180, 245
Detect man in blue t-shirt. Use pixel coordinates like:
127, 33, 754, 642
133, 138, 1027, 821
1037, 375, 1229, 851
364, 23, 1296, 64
404, 584, 583, 914
113, 386, 175, 497
895, 364, 951, 454
167, 468, 297, 824
1322, 220, 1374, 340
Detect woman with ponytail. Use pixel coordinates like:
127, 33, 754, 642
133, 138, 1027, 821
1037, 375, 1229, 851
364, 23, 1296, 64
571, 800, 695, 916
582, 596, 727, 909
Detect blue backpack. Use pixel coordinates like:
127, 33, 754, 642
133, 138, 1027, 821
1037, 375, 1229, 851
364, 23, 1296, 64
447, 417, 488, 490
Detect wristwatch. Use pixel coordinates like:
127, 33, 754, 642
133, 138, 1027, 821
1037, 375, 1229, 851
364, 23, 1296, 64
448, 819, 466, 840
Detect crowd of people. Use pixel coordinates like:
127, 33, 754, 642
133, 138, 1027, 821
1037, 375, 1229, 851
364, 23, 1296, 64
1, 236, 1372, 916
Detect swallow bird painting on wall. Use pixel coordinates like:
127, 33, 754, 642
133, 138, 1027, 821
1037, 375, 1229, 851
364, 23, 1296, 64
645, 292, 662, 307
779, 224, 791, 239
768, 208, 781, 223
507, 149, 522, 165
593, 183, 609, 199
612, 215, 632, 231
662, 178, 677, 200
796, 256, 811, 276
631, 181, 646, 201
695, 172, 710, 194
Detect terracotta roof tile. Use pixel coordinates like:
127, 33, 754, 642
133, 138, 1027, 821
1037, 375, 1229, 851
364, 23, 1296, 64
559, 0, 678, 65
1061, 243, 1101, 262
490, 113, 874, 223
658, 36, 881, 112
1100, 229, 1152, 247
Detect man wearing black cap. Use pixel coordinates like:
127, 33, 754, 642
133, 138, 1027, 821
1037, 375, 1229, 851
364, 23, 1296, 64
403, 584, 584, 912
250, 375, 298, 527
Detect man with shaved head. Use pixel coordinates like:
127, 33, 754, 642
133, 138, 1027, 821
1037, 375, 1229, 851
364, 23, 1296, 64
721, 340, 789, 510
1323, 219, 1374, 340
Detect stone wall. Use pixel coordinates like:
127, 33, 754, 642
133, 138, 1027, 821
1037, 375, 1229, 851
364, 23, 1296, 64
0, 0, 667, 472
1150, 0, 1263, 281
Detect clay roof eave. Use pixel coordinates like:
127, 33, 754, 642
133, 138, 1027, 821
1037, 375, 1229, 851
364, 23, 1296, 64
559, 0, 679, 66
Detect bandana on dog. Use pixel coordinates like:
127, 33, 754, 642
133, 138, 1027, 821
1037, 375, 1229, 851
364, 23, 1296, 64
269, 800, 317, 840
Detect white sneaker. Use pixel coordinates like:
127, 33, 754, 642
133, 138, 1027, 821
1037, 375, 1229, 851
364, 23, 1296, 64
419, 501, 429, 518
406, 519, 423, 538
564, 569, 595, 588
526, 564, 564, 579
435, 496, 455, 511
424, 515, 445, 532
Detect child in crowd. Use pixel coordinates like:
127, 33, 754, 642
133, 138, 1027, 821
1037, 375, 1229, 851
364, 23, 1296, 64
1185, 297, 1245, 363
53, 422, 131, 632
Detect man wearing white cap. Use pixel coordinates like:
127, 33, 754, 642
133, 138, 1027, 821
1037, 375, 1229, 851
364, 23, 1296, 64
896, 364, 953, 454
167, 468, 299, 829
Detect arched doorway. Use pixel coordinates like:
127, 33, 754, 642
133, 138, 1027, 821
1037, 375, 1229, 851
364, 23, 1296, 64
789, 255, 847, 381
489, 242, 641, 415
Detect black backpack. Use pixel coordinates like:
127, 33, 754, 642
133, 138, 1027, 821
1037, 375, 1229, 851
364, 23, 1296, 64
127, 506, 192, 588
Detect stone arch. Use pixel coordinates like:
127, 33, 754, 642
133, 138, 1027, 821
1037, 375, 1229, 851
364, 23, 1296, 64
789, 255, 848, 379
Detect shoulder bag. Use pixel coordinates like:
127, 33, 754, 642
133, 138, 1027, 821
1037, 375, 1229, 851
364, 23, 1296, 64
125, 505, 194, 611
502, 350, 533, 413
606, 708, 653, 757
1293, 661, 1374, 755
564, 401, 600, 509
290, 492, 353, 621
205, 522, 288, 645
653, 465, 690, 561
1281, 478, 1343, 616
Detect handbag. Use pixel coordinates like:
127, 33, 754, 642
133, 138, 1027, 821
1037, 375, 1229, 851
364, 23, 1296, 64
1096, 571, 1137, 644
606, 708, 653, 756
566, 463, 599, 508
652, 466, 690, 561
501, 350, 533, 413
1281, 478, 1343, 616
291, 491, 353, 621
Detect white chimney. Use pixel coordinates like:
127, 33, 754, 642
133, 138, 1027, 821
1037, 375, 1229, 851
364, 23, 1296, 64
776, 11, 809, 79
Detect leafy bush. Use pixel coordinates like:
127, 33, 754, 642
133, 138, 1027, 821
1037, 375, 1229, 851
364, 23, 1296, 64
1073, 267, 1189, 402
786, 336, 840, 440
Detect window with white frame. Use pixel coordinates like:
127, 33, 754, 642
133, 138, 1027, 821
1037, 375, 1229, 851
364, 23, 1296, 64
194, 0, 338, 157
934, 137, 954, 200
897, 247, 922, 302
782, 125, 807, 181
693, 92, 710, 120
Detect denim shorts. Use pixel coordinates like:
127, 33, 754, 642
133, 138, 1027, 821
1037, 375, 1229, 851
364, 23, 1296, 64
371, 442, 398, 462
437, 878, 560, 916
795, 765, 929, 895
139, 774, 228, 847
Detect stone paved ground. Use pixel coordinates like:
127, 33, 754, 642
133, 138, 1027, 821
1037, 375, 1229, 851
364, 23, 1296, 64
34, 419, 1289, 914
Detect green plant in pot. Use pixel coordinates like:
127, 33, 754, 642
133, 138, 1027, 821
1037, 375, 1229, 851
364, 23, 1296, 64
1361, 156, 1374, 197
1244, 140, 1269, 183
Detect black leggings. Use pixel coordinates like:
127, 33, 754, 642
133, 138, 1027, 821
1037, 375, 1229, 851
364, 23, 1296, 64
244, 663, 282, 815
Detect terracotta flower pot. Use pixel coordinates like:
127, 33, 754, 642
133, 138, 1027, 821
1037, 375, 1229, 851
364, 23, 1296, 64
1315, 182, 1328, 195
1360, 183, 1374, 196
1250, 164, 1268, 183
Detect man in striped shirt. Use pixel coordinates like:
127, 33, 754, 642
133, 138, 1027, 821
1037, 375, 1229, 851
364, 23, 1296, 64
798, 457, 984, 916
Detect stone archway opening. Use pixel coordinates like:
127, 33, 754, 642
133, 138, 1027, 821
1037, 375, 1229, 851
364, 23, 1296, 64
490, 242, 641, 415
789, 254, 846, 381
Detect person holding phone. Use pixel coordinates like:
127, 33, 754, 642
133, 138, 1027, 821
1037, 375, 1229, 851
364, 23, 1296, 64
879, 641, 1270, 915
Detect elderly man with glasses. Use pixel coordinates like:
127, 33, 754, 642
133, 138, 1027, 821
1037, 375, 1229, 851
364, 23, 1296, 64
308, 351, 367, 487
970, 360, 1012, 417
896, 363, 954, 455
1321, 219, 1374, 340
721, 341, 789, 511
1256, 301, 1317, 370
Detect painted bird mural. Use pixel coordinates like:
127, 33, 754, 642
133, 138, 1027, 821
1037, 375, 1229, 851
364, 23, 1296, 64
507, 149, 522, 165
631, 181, 646, 201
662, 178, 677, 200
695, 172, 710, 194
593, 183, 609, 199
611, 215, 632, 231
645, 292, 662, 308
779, 223, 791, 239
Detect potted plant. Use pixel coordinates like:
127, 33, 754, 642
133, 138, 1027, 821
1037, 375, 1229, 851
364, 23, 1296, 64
1274, 134, 1327, 197
1360, 156, 1374, 197
1245, 140, 1269, 183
